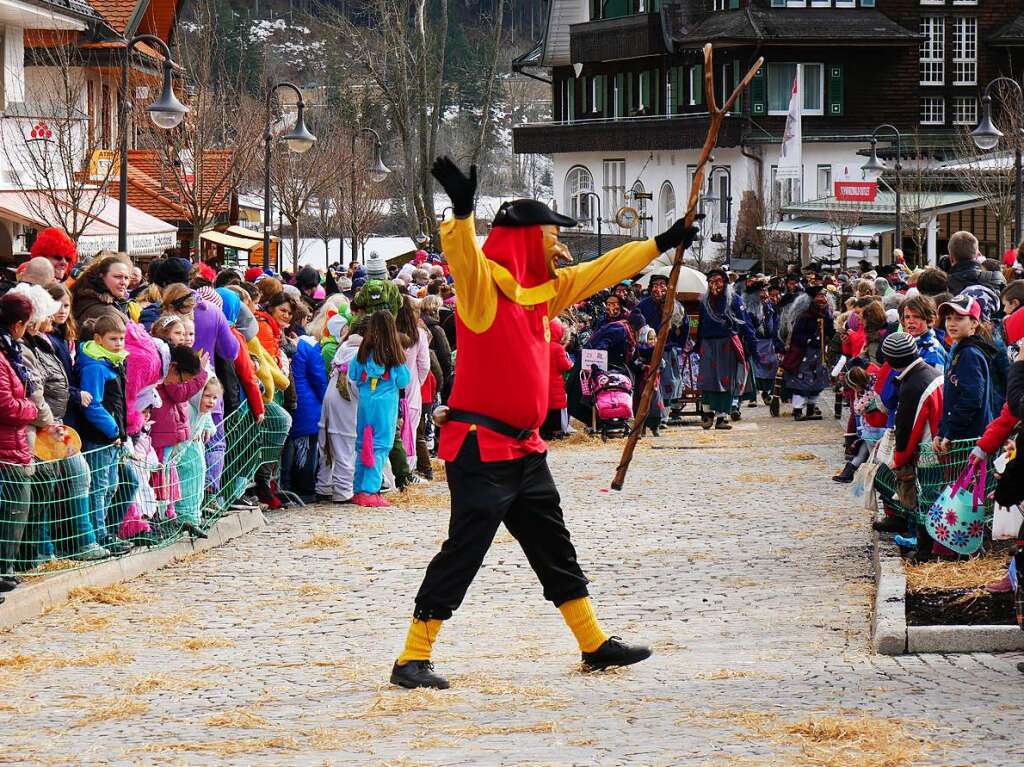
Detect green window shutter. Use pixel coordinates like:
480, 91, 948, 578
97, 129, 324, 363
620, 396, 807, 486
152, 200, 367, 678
647, 69, 658, 113
568, 79, 576, 121
827, 64, 844, 117
670, 67, 682, 112
604, 0, 629, 18
596, 75, 606, 114
732, 60, 742, 111
771, 0, 784, 6
729, 0, 739, 8
750, 65, 766, 115
615, 73, 625, 118
860, 0, 875, 6
626, 73, 634, 113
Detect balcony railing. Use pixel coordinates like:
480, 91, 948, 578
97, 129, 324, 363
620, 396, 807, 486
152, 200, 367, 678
512, 112, 743, 154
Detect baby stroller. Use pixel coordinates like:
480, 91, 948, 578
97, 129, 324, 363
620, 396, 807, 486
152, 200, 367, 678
586, 365, 634, 440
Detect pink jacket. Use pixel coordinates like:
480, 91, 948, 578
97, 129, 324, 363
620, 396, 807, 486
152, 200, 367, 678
150, 368, 208, 451
124, 322, 164, 436
0, 353, 38, 464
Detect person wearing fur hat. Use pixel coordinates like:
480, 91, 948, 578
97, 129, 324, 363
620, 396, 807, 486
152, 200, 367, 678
744, 278, 781, 405
780, 286, 835, 421
390, 157, 700, 691
30, 227, 77, 283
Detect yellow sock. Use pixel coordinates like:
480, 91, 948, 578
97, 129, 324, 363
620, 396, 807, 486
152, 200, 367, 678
559, 597, 609, 653
396, 618, 443, 664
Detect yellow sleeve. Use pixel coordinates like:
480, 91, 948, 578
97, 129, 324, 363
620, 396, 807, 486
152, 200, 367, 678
441, 215, 497, 334
548, 238, 660, 317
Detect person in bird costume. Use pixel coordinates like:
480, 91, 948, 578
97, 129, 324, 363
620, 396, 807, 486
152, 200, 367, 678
389, 157, 700, 690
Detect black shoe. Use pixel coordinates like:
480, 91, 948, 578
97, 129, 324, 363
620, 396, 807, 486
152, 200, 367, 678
581, 636, 652, 671
650, 426, 660, 437
769, 398, 780, 417
181, 522, 208, 540
0, 577, 16, 593
808, 405, 823, 421
832, 462, 856, 483
730, 407, 742, 422
103, 539, 133, 556
701, 414, 714, 430
872, 516, 906, 534
315, 493, 333, 502
714, 417, 732, 430
793, 407, 805, 421
390, 660, 449, 690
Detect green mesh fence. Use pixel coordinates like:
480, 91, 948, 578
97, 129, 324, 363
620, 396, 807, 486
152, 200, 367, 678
0, 403, 289, 577
873, 438, 995, 525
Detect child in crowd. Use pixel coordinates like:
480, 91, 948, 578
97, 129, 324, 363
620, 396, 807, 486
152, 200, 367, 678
286, 318, 328, 500
935, 295, 996, 452
899, 295, 947, 370
348, 311, 411, 507
542, 317, 573, 440
150, 345, 209, 537
833, 363, 887, 482
316, 316, 361, 503
174, 376, 223, 531
75, 313, 133, 551
151, 315, 187, 348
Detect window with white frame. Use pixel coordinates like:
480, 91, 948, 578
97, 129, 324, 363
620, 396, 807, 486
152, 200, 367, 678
767, 63, 824, 115
921, 96, 945, 125
603, 159, 626, 228
817, 165, 832, 198
689, 66, 702, 106
769, 166, 802, 209
565, 166, 594, 227
952, 96, 977, 126
920, 17, 945, 85
631, 180, 649, 238
658, 181, 676, 231
952, 17, 977, 85
920, 0, 945, 5
952, 0, 977, 5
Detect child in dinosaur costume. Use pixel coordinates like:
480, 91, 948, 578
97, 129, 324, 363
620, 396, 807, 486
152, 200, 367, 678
390, 157, 700, 689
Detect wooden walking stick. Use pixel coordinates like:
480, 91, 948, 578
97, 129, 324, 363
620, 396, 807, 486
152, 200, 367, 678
611, 45, 763, 491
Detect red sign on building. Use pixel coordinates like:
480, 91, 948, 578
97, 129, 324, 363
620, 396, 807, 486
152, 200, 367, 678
834, 180, 878, 202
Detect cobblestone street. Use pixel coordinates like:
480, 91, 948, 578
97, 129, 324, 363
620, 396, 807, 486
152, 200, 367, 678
1, 407, 1021, 766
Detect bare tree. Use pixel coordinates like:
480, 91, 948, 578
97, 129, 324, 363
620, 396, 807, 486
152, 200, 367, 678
898, 134, 946, 267
0, 41, 120, 242
469, 0, 504, 166
338, 141, 389, 263
824, 198, 866, 270
136, 4, 265, 259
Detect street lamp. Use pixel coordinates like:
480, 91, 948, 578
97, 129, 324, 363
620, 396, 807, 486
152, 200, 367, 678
861, 124, 902, 258
972, 77, 1023, 244
263, 81, 317, 270
707, 165, 733, 269
118, 35, 188, 253
577, 190, 602, 259
347, 127, 390, 264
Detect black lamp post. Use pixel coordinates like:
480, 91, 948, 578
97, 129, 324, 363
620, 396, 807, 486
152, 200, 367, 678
346, 127, 389, 264
578, 190, 602, 258
972, 77, 1023, 245
263, 82, 316, 270
861, 124, 902, 258
118, 35, 188, 253
707, 165, 733, 269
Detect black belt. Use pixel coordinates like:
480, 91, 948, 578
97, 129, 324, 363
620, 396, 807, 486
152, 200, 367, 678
442, 408, 536, 442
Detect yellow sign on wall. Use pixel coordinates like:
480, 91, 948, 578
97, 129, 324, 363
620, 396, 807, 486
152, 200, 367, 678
88, 150, 118, 181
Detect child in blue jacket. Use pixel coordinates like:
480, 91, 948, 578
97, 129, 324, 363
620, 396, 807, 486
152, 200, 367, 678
348, 311, 411, 507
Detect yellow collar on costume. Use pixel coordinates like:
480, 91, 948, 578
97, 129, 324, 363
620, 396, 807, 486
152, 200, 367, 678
487, 260, 556, 306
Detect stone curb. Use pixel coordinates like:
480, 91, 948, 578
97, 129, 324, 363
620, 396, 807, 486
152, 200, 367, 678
872, 531, 1024, 654
0, 507, 266, 632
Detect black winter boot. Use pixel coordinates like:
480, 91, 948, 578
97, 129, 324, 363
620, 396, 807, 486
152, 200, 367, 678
792, 407, 805, 421
390, 661, 449, 690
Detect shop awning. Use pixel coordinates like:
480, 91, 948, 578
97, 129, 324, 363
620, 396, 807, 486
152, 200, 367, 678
759, 217, 896, 239
200, 230, 264, 251
0, 190, 177, 257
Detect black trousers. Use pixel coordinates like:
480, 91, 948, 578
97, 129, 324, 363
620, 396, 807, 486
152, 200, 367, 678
413, 434, 590, 620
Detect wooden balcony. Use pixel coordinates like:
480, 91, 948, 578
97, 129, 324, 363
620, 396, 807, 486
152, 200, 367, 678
512, 113, 742, 155
570, 12, 669, 63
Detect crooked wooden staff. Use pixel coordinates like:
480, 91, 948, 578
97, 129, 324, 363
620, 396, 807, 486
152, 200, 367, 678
611, 44, 763, 491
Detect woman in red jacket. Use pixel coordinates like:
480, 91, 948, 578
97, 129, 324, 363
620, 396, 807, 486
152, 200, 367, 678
0, 293, 40, 593
541, 317, 573, 440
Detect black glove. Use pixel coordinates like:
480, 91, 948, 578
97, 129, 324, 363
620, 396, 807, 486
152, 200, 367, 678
431, 156, 477, 218
654, 214, 703, 254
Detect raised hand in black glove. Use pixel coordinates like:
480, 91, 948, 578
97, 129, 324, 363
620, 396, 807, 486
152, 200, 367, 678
431, 156, 477, 218
654, 213, 704, 254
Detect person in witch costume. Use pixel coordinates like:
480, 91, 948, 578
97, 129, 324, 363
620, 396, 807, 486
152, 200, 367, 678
781, 285, 835, 421
389, 157, 700, 690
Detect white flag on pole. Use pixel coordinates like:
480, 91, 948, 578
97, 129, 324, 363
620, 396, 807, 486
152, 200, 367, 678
777, 73, 802, 180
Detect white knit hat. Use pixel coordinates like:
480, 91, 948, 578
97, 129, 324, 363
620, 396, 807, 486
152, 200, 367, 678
8, 283, 60, 322
365, 252, 388, 281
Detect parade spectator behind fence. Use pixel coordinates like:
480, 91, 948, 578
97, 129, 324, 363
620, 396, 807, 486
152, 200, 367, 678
898, 295, 947, 370
0, 292, 39, 592
946, 230, 1006, 299
391, 296, 430, 490
420, 295, 453, 404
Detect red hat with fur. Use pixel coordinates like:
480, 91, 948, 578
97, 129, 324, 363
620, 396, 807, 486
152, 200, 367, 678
30, 227, 77, 270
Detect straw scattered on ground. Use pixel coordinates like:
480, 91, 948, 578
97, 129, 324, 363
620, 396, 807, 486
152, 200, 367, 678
67, 583, 147, 605
174, 636, 236, 651
133, 736, 300, 756
298, 531, 348, 549
393, 484, 451, 510
429, 459, 447, 482
22, 558, 80, 578
125, 674, 213, 695
694, 669, 762, 681
0, 648, 132, 672
147, 610, 197, 629
297, 583, 339, 598
206, 707, 270, 729
65, 613, 114, 633
75, 696, 149, 727
549, 431, 602, 448
905, 555, 1009, 593
785, 451, 820, 461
